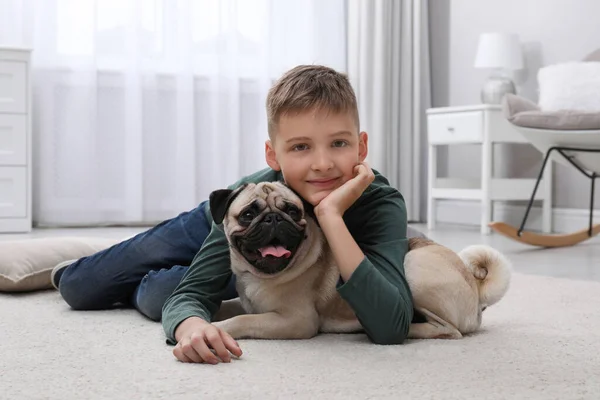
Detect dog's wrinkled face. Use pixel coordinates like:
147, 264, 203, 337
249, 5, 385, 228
210, 182, 308, 276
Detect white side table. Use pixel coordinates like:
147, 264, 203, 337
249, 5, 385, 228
426, 104, 553, 235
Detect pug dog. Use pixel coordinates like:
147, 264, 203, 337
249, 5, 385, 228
209, 181, 361, 340
209, 181, 511, 341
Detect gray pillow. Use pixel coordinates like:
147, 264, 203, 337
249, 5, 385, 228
583, 48, 600, 61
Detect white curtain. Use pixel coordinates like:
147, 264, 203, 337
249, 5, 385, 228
0, 0, 346, 226
346, 0, 431, 222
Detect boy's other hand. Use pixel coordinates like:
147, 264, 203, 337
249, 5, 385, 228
315, 161, 375, 219
173, 316, 243, 364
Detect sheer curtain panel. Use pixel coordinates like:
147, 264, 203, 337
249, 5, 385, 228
0, 0, 346, 226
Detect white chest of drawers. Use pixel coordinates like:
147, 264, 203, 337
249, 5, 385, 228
0, 47, 32, 232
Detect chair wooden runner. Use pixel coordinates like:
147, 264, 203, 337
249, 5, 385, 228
489, 128, 600, 247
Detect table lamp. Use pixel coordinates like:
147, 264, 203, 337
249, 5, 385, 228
474, 32, 524, 104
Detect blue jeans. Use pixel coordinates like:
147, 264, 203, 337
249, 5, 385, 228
57, 201, 238, 322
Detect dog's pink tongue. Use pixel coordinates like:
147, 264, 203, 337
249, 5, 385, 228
258, 245, 291, 258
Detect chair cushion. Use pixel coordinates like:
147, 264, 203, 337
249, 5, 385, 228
503, 94, 600, 130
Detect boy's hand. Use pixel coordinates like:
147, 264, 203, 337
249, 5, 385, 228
315, 162, 375, 219
173, 316, 243, 364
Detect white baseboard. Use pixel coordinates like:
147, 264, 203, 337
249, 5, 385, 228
434, 200, 599, 233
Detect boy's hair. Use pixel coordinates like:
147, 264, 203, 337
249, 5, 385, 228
266, 65, 360, 140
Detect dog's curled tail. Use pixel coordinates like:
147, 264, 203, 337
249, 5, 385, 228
458, 245, 512, 308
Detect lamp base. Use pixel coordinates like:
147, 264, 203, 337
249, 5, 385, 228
481, 75, 516, 104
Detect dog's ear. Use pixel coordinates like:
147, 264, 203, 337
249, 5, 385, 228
209, 184, 248, 225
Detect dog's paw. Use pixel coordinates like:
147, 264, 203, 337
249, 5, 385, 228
212, 320, 231, 334
213, 319, 245, 340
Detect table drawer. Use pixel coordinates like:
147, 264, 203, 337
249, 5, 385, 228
0, 167, 26, 217
0, 60, 27, 114
0, 115, 26, 165
428, 111, 483, 144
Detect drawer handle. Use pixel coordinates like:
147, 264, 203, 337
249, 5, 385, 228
447, 126, 454, 132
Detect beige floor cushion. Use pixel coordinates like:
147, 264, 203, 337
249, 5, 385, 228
0, 237, 121, 292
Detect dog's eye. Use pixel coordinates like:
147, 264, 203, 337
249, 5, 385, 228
286, 205, 301, 221
239, 210, 255, 225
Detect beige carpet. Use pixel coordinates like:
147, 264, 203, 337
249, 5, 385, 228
1, 272, 599, 400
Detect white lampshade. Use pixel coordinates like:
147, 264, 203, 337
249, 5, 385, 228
474, 32, 524, 70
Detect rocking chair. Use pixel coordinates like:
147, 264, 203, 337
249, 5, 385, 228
489, 50, 600, 247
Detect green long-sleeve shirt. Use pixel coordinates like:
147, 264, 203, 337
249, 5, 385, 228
162, 168, 414, 345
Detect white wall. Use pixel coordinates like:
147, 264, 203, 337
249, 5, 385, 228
429, 0, 600, 210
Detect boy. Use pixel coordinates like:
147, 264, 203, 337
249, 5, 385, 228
53, 65, 415, 365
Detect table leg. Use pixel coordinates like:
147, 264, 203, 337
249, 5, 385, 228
481, 141, 492, 235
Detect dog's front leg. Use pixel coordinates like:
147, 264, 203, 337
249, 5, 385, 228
213, 298, 247, 322
213, 311, 319, 340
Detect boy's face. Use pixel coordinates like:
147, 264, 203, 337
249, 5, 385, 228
265, 110, 368, 206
